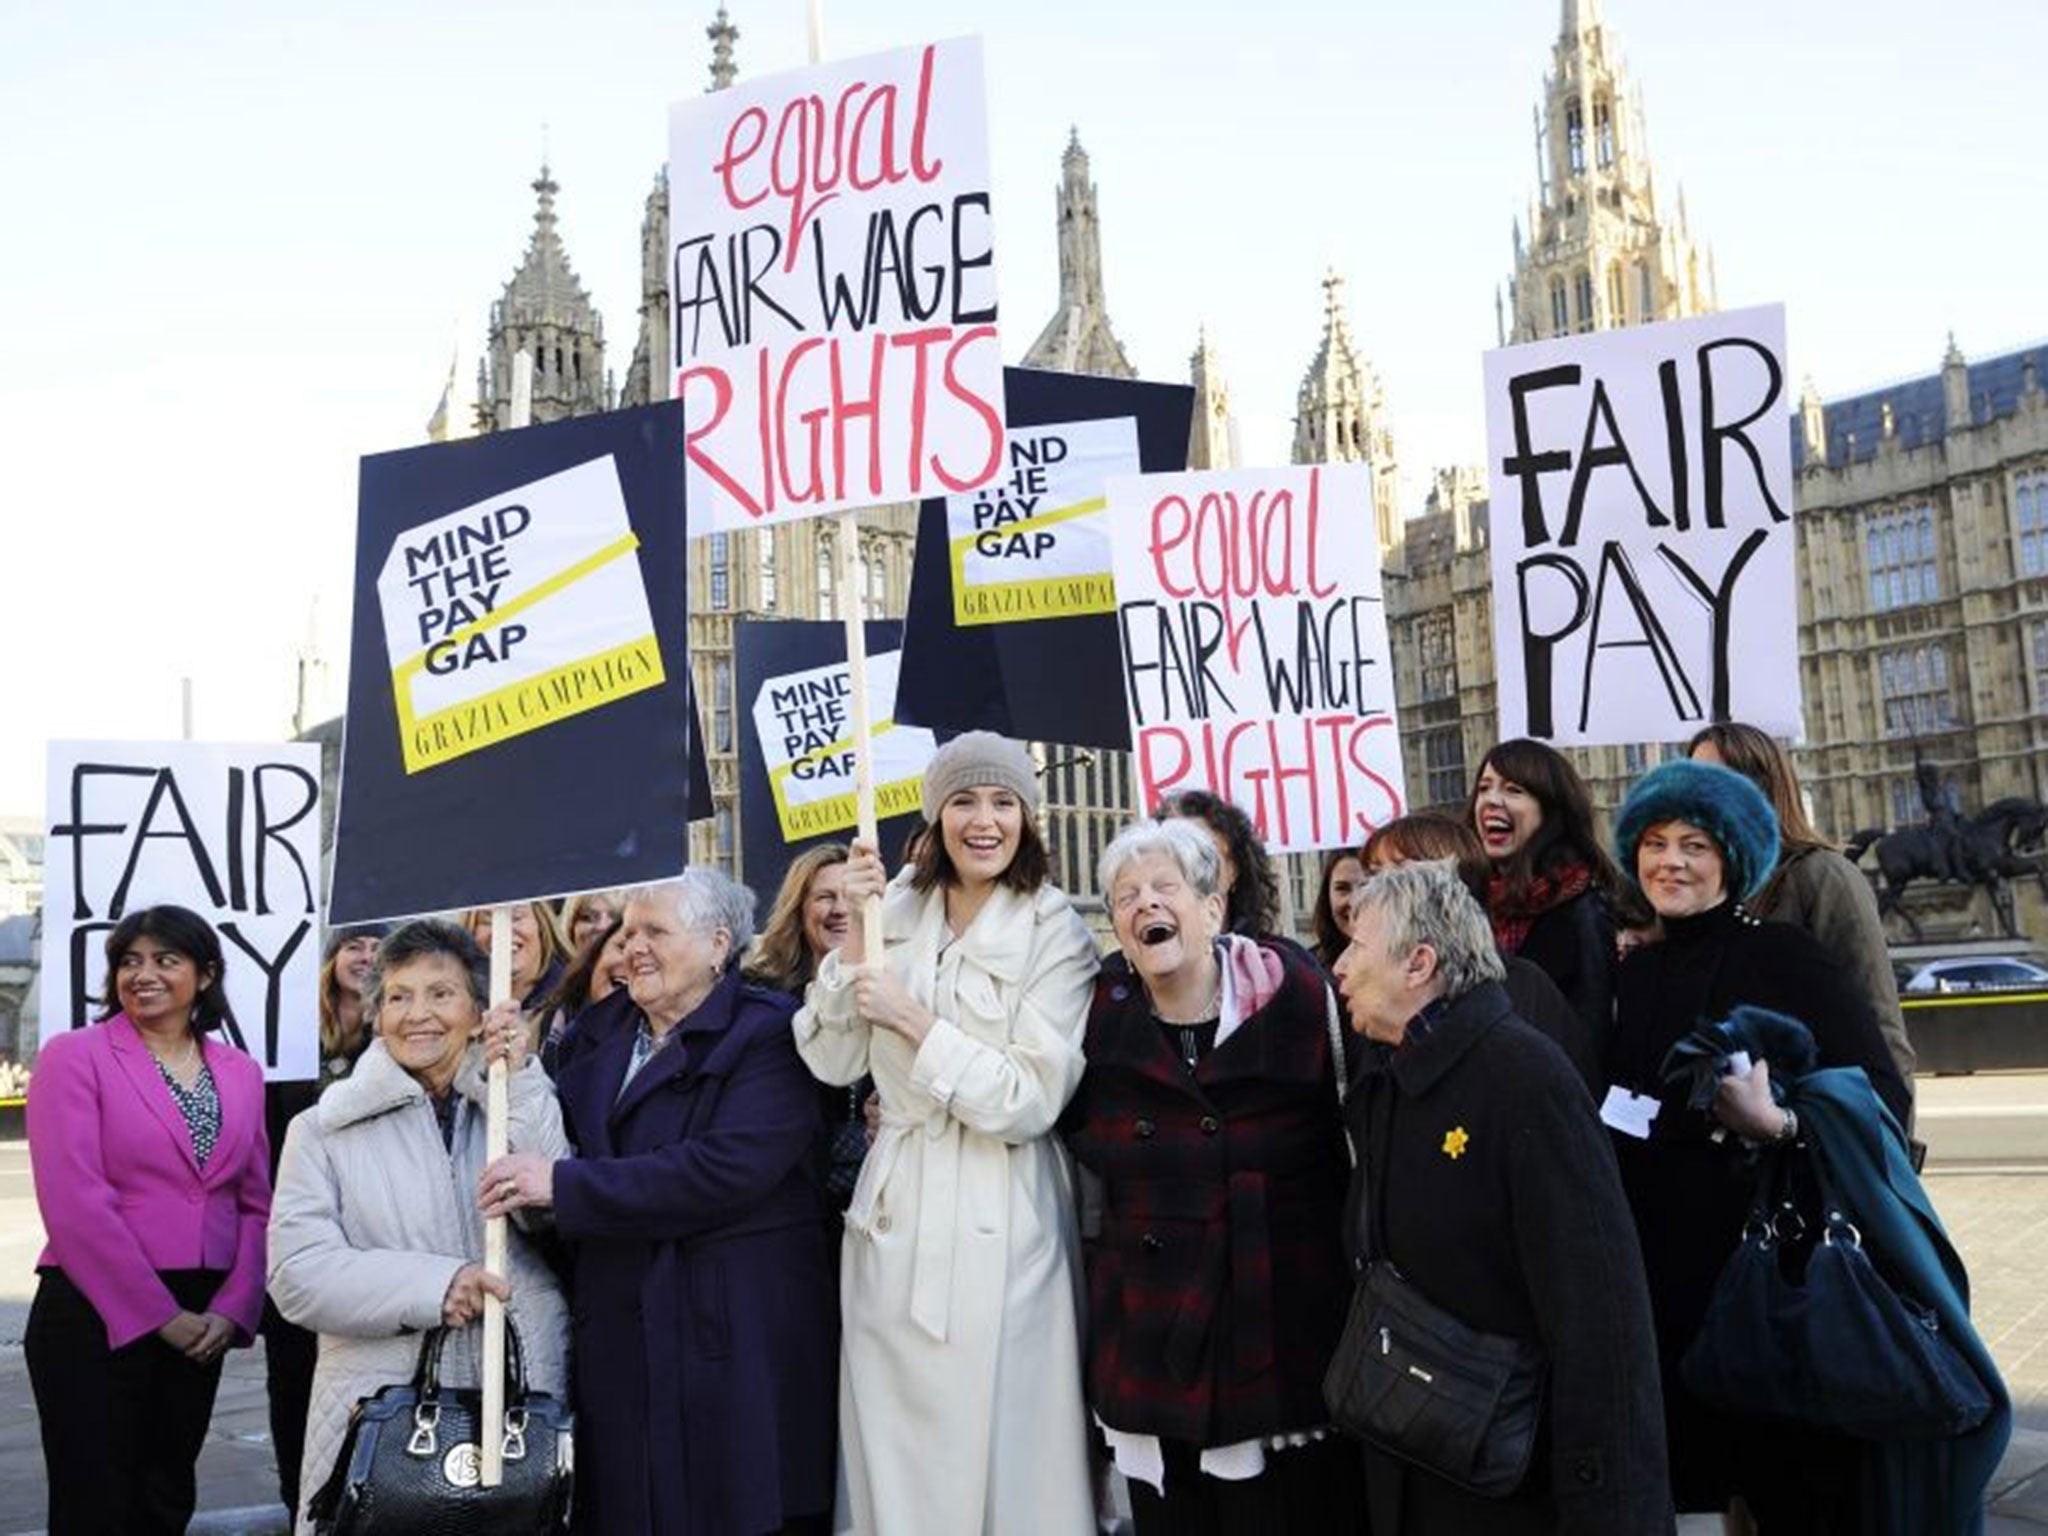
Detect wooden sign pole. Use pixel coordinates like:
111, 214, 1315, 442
479, 348, 534, 1487
804, 0, 885, 967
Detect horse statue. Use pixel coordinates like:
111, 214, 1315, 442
1845, 796, 2048, 940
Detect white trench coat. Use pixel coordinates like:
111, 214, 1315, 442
796, 874, 1100, 1536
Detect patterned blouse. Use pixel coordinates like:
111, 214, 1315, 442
156, 1055, 221, 1169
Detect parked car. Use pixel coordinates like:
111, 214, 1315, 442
1899, 957, 2048, 995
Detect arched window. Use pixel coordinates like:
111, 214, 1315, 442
1637, 261, 1655, 319
759, 532, 777, 612
1574, 270, 1596, 331
816, 534, 836, 619
1607, 262, 1626, 324
1550, 277, 1569, 336
1565, 103, 1585, 175
709, 531, 730, 611
1594, 98, 1615, 168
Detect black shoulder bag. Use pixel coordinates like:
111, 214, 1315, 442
1322, 1075, 1547, 1498
307, 1320, 574, 1535
1680, 1134, 1992, 1441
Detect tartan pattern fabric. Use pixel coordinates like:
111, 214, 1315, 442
1061, 942, 1354, 1446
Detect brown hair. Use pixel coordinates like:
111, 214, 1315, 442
318, 948, 370, 1062
1310, 849, 1366, 968
1687, 721, 1832, 855
745, 844, 851, 995
1467, 738, 1629, 909
1362, 814, 1494, 906
460, 901, 569, 993
910, 812, 1050, 895
538, 916, 626, 1022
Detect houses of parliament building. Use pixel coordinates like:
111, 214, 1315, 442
451, 1, 2048, 937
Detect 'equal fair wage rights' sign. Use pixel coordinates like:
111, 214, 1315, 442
669, 38, 1004, 532
1109, 465, 1406, 854
1483, 305, 1798, 746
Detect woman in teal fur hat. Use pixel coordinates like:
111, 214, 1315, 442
1605, 759, 1912, 1529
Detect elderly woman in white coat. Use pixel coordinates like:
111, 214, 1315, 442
267, 919, 569, 1534
797, 732, 1100, 1536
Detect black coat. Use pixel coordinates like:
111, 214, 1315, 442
1606, 899, 1912, 1515
1513, 888, 1616, 1055
1344, 982, 1671, 1535
1061, 942, 1354, 1447
1502, 956, 1600, 1097
552, 978, 836, 1536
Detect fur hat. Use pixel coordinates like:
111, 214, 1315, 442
1613, 759, 1780, 903
920, 731, 1040, 822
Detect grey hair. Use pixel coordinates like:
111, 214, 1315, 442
625, 868, 757, 954
364, 918, 490, 1018
1353, 860, 1505, 996
1097, 817, 1221, 901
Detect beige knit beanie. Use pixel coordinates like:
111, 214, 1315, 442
920, 732, 1040, 821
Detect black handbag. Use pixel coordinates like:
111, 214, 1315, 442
1322, 1074, 1547, 1499
1680, 1138, 1993, 1441
307, 1321, 574, 1535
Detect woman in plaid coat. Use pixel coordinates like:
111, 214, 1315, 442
1062, 818, 1366, 1534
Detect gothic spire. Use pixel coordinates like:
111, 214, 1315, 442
1022, 129, 1134, 378
1293, 271, 1401, 557
480, 163, 610, 428
708, 6, 738, 92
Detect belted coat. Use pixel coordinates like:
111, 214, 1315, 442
795, 873, 1099, 1536
552, 977, 837, 1536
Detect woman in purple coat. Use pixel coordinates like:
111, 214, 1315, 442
479, 869, 835, 1536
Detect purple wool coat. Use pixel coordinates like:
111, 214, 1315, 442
552, 976, 836, 1536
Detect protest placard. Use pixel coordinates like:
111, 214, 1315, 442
669, 37, 1005, 531
331, 402, 692, 924
946, 416, 1138, 624
43, 740, 322, 1081
1108, 464, 1406, 853
1483, 304, 1797, 746
737, 620, 935, 897
897, 367, 1193, 748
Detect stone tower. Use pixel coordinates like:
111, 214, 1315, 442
477, 165, 612, 428
1187, 326, 1236, 471
1291, 270, 1402, 559
1501, 0, 1715, 344
1023, 131, 1136, 379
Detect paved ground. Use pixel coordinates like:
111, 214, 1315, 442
3, 1077, 2048, 1533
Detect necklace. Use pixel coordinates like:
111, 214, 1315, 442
1150, 970, 1222, 1027
146, 1033, 199, 1077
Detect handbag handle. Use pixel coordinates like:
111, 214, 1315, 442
411, 1315, 531, 1400
1325, 984, 1357, 1170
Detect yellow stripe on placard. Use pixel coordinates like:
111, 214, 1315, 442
950, 495, 1113, 626
767, 776, 926, 842
952, 573, 1117, 624
394, 531, 642, 681
947, 494, 1108, 554
396, 633, 665, 774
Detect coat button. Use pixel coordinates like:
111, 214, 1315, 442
1571, 1456, 1602, 1486
874, 1214, 892, 1234
1111, 985, 1129, 1001
1140, 1233, 1164, 1254
1134, 1118, 1156, 1139
1199, 1115, 1220, 1135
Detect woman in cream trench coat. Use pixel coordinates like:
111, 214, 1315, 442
796, 732, 1099, 1536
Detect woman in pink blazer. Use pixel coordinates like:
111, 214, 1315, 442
26, 904, 272, 1535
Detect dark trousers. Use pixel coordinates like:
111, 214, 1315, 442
1127, 1434, 1368, 1536
26, 1266, 228, 1536
260, 1296, 319, 1514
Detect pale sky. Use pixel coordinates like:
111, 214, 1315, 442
3, 0, 2042, 814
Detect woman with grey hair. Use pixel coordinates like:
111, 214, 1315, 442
267, 918, 568, 1535
482, 869, 837, 1535
1061, 818, 1364, 1532
1331, 862, 1670, 1533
